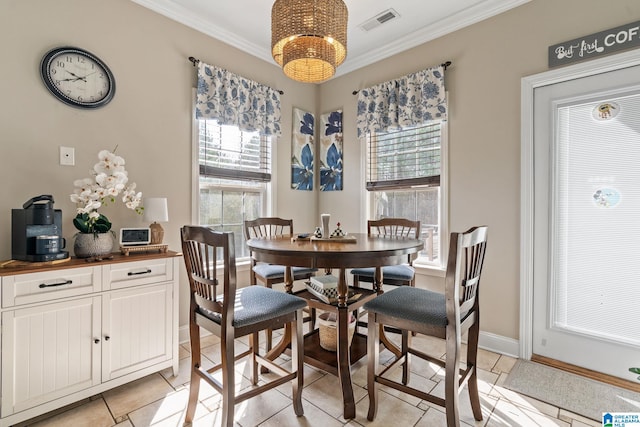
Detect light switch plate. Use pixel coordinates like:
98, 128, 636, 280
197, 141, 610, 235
59, 146, 75, 166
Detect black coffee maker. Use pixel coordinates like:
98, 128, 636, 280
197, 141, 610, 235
12, 195, 69, 262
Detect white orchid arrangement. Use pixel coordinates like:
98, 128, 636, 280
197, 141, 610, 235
70, 149, 143, 234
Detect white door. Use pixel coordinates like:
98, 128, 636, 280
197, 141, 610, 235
532, 64, 640, 380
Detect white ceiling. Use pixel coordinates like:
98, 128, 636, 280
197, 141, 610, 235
131, 0, 530, 78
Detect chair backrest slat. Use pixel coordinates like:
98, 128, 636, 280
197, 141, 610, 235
244, 217, 294, 240
368, 218, 420, 239
445, 226, 488, 324
368, 218, 421, 264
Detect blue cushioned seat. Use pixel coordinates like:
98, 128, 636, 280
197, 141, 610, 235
199, 285, 307, 328
254, 264, 317, 280
363, 286, 470, 327
350, 265, 415, 282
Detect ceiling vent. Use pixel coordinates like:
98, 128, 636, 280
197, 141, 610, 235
359, 8, 399, 32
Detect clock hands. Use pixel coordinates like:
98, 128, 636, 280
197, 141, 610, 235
77, 71, 97, 80
65, 70, 85, 81
64, 70, 97, 83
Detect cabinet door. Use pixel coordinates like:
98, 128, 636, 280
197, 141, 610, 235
102, 283, 172, 381
1, 297, 101, 416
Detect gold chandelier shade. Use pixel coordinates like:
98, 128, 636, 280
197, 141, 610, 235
271, 0, 348, 83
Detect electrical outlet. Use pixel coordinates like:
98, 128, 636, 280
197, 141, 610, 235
59, 146, 75, 166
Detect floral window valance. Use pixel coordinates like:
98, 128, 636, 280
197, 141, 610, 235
356, 65, 447, 139
196, 62, 282, 136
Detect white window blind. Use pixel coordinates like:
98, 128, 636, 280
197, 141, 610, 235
199, 120, 271, 182
553, 92, 640, 346
366, 122, 441, 191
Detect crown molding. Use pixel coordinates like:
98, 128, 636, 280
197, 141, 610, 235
130, 0, 272, 63
335, 0, 531, 77
131, 0, 531, 78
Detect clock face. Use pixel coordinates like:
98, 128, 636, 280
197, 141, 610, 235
40, 47, 115, 109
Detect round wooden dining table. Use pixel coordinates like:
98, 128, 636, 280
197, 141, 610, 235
246, 232, 423, 419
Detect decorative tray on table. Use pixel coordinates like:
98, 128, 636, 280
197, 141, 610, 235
310, 223, 357, 242
310, 235, 357, 243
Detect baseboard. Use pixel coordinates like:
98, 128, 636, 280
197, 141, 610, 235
478, 331, 520, 358
179, 324, 520, 358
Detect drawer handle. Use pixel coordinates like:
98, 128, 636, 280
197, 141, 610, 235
128, 269, 152, 276
94, 338, 100, 344
39, 280, 72, 288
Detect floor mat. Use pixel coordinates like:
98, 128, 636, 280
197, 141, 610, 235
503, 360, 640, 421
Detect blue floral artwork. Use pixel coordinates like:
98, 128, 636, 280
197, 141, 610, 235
291, 107, 314, 191
320, 110, 343, 191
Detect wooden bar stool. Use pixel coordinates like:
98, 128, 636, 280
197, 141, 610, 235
181, 226, 307, 427
364, 226, 488, 427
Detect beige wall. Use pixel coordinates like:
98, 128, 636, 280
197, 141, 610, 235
2, 0, 639, 344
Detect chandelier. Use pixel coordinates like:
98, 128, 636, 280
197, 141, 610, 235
271, 0, 348, 83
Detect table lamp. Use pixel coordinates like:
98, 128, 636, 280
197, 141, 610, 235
144, 197, 169, 245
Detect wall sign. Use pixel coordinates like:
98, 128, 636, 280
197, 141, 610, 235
549, 20, 640, 68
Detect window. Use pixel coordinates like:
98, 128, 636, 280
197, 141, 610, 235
367, 121, 447, 266
195, 119, 272, 258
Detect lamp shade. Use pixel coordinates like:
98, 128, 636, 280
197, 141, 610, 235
143, 198, 168, 223
271, 0, 348, 83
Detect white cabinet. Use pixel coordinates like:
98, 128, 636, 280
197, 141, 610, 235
0, 252, 181, 427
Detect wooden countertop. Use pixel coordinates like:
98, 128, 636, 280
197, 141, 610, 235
0, 250, 182, 276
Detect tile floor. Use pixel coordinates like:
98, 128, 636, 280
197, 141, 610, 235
15, 331, 603, 427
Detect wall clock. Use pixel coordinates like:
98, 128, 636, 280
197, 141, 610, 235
40, 46, 116, 109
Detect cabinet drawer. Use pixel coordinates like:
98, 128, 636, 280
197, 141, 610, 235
2, 267, 102, 308
103, 258, 173, 290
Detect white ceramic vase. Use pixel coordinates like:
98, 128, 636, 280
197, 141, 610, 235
73, 233, 114, 258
